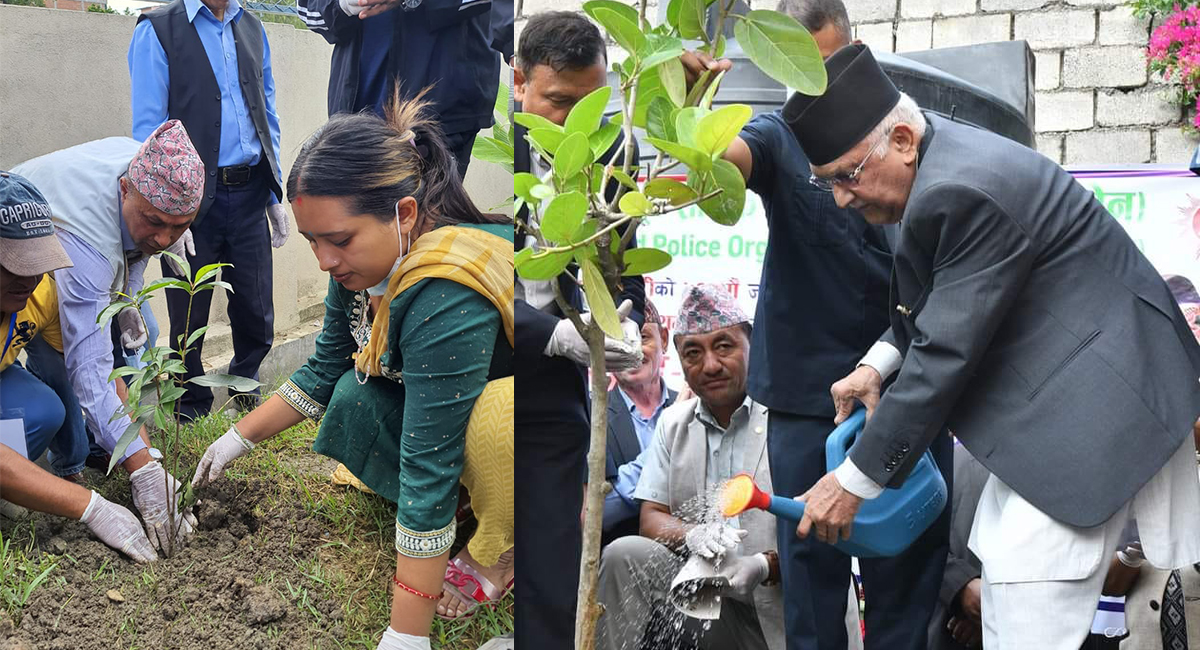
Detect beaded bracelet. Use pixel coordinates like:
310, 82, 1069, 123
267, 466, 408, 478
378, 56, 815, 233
391, 574, 444, 600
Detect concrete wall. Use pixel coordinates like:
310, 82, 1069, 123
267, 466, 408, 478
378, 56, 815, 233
0, 4, 511, 365
516, 1, 1198, 166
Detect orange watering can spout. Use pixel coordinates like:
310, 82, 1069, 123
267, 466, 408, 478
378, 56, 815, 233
720, 473, 771, 518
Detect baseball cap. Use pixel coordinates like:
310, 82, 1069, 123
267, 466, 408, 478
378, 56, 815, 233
0, 171, 73, 277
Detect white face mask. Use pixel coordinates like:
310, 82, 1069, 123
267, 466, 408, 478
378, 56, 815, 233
367, 200, 410, 296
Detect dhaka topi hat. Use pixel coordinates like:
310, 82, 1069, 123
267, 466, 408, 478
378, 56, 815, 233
782, 44, 901, 166
673, 284, 749, 337
643, 297, 663, 329
127, 119, 205, 217
0, 171, 73, 277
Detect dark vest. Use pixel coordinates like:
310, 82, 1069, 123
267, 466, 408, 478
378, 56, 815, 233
138, 1, 283, 223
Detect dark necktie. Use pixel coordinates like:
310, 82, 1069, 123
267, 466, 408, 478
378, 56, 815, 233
1161, 568, 1188, 650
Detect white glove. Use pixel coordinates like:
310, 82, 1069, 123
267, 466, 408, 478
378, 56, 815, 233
544, 299, 644, 370
718, 552, 770, 597
129, 461, 197, 554
339, 0, 365, 15
117, 306, 148, 350
80, 491, 158, 564
376, 627, 430, 650
266, 203, 290, 249
191, 425, 256, 489
684, 522, 747, 560
164, 229, 196, 277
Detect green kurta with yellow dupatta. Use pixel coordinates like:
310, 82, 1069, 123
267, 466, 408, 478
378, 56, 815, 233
277, 222, 513, 560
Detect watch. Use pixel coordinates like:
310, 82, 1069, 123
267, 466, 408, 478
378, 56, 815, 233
147, 448, 163, 461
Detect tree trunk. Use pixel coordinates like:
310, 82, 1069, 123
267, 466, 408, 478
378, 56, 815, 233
574, 325, 610, 649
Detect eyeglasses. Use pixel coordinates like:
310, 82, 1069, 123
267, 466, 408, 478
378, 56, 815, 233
808, 130, 892, 192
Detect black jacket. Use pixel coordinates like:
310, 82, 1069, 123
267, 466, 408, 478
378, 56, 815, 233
601, 384, 677, 544
297, 0, 499, 134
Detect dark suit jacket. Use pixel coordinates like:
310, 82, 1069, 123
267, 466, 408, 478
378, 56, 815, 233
927, 443, 988, 650
601, 384, 677, 544
514, 111, 645, 428
854, 113, 1200, 527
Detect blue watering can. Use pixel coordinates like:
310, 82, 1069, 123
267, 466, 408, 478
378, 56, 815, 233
720, 409, 947, 557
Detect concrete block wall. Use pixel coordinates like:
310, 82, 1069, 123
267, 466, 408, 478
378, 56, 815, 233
0, 4, 511, 367
516, 1, 1199, 166
849, 0, 1198, 165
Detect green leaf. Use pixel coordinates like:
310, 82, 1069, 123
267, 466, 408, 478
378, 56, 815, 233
583, 0, 640, 27
678, 0, 707, 39
696, 104, 752, 156
472, 136, 515, 173
565, 86, 613, 136
185, 325, 210, 348
618, 191, 654, 216
141, 277, 192, 296
107, 418, 146, 475
571, 219, 599, 244
692, 158, 747, 225
639, 33, 684, 72
734, 10, 826, 95
646, 97, 677, 141
158, 385, 187, 404
515, 248, 573, 280
646, 137, 711, 172
540, 192, 589, 243
582, 259, 623, 340
621, 248, 673, 275
514, 112, 562, 132
684, 68, 712, 107
188, 373, 262, 393
96, 300, 132, 326
590, 122, 622, 162
666, 0, 682, 30
553, 132, 591, 180
632, 65, 667, 128
160, 250, 190, 280
528, 128, 566, 156
153, 407, 169, 433
494, 80, 510, 122
674, 106, 707, 149
108, 365, 141, 383
514, 172, 541, 204
658, 57, 687, 108
530, 184, 555, 201
193, 262, 228, 286
714, 33, 726, 59
160, 360, 187, 376
611, 169, 639, 190
592, 7, 646, 55
573, 242, 599, 267
644, 178, 699, 205
699, 69, 725, 109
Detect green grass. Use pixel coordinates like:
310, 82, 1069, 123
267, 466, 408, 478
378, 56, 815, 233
1, 408, 513, 648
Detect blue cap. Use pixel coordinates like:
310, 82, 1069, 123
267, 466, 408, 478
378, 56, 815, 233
0, 171, 72, 276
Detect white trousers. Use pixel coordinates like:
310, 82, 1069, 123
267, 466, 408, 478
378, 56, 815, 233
968, 434, 1200, 650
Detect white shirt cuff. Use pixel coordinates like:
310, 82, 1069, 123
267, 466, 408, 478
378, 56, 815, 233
859, 340, 901, 380
834, 458, 885, 500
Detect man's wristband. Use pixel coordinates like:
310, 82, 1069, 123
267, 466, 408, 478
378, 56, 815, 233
761, 550, 780, 586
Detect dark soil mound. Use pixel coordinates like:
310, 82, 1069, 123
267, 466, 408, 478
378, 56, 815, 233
1, 476, 355, 649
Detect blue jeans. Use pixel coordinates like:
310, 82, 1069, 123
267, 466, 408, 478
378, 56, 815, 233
21, 337, 91, 475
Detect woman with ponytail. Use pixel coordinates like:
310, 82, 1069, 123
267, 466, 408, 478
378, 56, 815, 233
189, 89, 514, 649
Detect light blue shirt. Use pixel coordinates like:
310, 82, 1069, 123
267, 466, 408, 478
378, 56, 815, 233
128, 0, 281, 202
55, 226, 149, 464
603, 381, 669, 530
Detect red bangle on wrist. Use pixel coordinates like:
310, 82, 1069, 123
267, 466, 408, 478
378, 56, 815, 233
391, 574, 443, 600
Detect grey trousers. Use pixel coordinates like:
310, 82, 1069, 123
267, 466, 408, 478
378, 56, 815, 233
596, 535, 768, 650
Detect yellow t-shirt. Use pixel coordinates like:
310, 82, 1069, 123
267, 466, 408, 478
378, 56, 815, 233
1, 276, 63, 372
